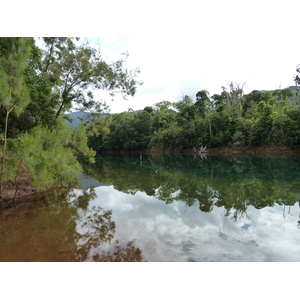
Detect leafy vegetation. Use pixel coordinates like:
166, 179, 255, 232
88, 84, 300, 153
0, 37, 141, 201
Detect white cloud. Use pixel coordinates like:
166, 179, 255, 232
5, 1, 298, 113
84, 185, 300, 262
93, 9, 299, 112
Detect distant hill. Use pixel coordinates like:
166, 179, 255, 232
285, 86, 299, 101
64, 111, 88, 128
259, 86, 299, 102
65, 109, 146, 128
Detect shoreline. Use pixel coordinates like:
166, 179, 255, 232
99, 146, 300, 156
0, 185, 67, 220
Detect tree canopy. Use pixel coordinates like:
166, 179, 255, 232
41, 38, 142, 119
0, 37, 142, 201
88, 83, 300, 153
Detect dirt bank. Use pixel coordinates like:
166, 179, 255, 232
204, 146, 300, 156
0, 182, 64, 221
0, 175, 41, 219
149, 146, 300, 156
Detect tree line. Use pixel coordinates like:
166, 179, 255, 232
88, 82, 300, 153
0, 37, 141, 201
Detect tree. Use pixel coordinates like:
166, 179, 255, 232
195, 90, 211, 117
221, 82, 245, 115
7, 121, 93, 190
294, 64, 300, 105
174, 95, 196, 124
243, 90, 273, 117
41, 38, 142, 119
152, 101, 176, 130
211, 93, 225, 109
143, 106, 154, 114
0, 37, 32, 198
1, 38, 57, 136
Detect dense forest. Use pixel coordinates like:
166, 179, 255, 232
88, 83, 300, 153
0, 37, 300, 203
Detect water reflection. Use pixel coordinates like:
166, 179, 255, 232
84, 154, 300, 223
0, 188, 142, 262
89, 185, 300, 261
1, 153, 300, 261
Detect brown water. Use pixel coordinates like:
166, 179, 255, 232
0, 188, 141, 262
1, 154, 300, 262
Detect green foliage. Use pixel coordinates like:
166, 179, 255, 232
6, 122, 93, 189
106, 110, 154, 151
195, 90, 211, 117
88, 84, 300, 152
41, 38, 142, 118
1, 38, 56, 137
1, 37, 142, 200
0, 37, 32, 198
0, 38, 31, 113
272, 88, 293, 101
69, 125, 96, 163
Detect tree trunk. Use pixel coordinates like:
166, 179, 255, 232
0, 109, 9, 198
0, 103, 18, 199
44, 39, 55, 74
12, 163, 22, 206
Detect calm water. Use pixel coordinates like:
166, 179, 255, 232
1, 153, 300, 262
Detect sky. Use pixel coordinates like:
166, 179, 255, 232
3, 0, 299, 115
80, 0, 300, 113
94, 34, 300, 113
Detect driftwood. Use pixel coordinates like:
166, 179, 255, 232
193, 145, 208, 160
193, 145, 207, 154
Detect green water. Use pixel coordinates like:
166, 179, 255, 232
1, 153, 300, 261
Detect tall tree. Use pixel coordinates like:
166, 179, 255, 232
1, 38, 57, 136
195, 90, 211, 117
41, 38, 142, 119
294, 64, 300, 105
0, 37, 32, 198
221, 82, 245, 114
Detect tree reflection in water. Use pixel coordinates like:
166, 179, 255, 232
93, 241, 142, 262
72, 189, 142, 262
0, 187, 143, 262
74, 205, 141, 262
83, 154, 300, 224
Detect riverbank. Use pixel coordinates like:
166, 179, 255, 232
0, 172, 41, 219
144, 146, 300, 156
201, 146, 300, 155
0, 183, 66, 220
0, 165, 56, 219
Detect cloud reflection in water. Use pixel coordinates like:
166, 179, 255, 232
81, 185, 300, 262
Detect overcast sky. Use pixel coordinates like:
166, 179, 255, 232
95, 33, 299, 113
4, 0, 300, 115
87, 0, 299, 113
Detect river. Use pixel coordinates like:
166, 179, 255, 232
1, 153, 300, 261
